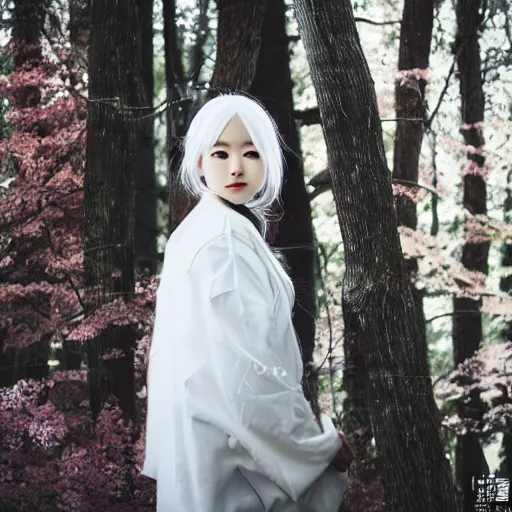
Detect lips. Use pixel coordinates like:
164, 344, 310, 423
226, 183, 247, 189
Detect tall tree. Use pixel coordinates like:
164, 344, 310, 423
163, 0, 189, 235
453, 1, 490, 509
134, 0, 158, 274
292, 0, 458, 510
68, 0, 90, 67
498, 169, 512, 479
59, 0, 91, 373
84, 0, 145, 422
209, 0, 267, 93
248, 0, 318, 408
0, 0, 50, 386
392, 0, 434, 360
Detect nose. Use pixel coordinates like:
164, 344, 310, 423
230, 155, 243, 176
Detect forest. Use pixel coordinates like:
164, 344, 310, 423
0, 0, 511, 510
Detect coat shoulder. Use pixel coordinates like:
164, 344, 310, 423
164, 203, 259, 279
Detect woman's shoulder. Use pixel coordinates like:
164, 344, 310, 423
166, 206, 260, 276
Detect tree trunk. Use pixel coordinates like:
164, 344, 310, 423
208, 0, 267, 94
292, 0, 458, 510
392, 0, 433, 374
11, 0, 44, 107
189, 0, 210, 82
452, 1, 490, 509
499, 170, 512, 479
85, 0, 145, 423
248, 0, 318, 410
68, 0, 90, 67
163, 0, 189, 234
134, 0, 158, 274
393, 0, 433, 230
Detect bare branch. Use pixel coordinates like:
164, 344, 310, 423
294, 107, 425, 127
354, 17, 401, 26
308, 170, 442, 201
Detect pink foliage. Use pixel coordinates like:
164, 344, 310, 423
392, 183, 425, 203
398, 226, 489, 298
462, 159, 490, 181
395, 67, 430, 86
434, 342, 512, 436
0, 372, 156, 511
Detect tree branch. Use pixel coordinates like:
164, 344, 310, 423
294, 107, 424, 127
354, 17, 401, 26
308, 170, 442, 200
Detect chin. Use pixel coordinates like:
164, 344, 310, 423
220, 190, 250, 204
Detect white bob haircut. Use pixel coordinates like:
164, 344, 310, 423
178, 93, 285, 237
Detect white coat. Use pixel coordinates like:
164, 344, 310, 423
142, 192, 348, 511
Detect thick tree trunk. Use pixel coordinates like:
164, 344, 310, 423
248, 0, 318, 410
392, 0, 433, 371
85, 0, 145, 423
134, 0, 158, 273
292, 0, 458, 510
452, 1, 490, 509
208, 0, 267, 93
163, 0, 190, 234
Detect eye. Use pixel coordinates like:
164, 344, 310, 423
211, 150, 228, 159
244, 151, 260, 159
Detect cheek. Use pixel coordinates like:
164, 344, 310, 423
203, 159, 224, 176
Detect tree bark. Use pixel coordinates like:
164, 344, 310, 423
248, 0, 318, 410
499, 170, 512, 479
392, 0, 433, 412
68, 0, 90, 68
85, 0, 145, 423
452, 1, 490, 509
208, 0, 267, 94
393, 0, 433, 230
189, 0, 210, 82
134, 0, 158, 274
163, 0, 190, 234
292, 0, 458, 510
11, 0, 44, 107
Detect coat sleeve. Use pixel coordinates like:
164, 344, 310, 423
184, 233, 343, 501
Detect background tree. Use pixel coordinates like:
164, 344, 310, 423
452, 1, 491, 509
134, 0, 158, 275
0, 0, 51, 387
84, 0, 146, 422
164, 0, 190, 234
248, 0, 319, 408
392, 0, 434, 364
292, 0, 458, 509
208, 0, 267, 93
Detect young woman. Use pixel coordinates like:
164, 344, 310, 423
142, 94, 353, 511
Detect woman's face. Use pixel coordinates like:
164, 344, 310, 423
199, 115, 265, 204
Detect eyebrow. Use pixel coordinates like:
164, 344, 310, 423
212, 140, 255, 148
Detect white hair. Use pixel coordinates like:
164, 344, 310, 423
178, 94, 285, 238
